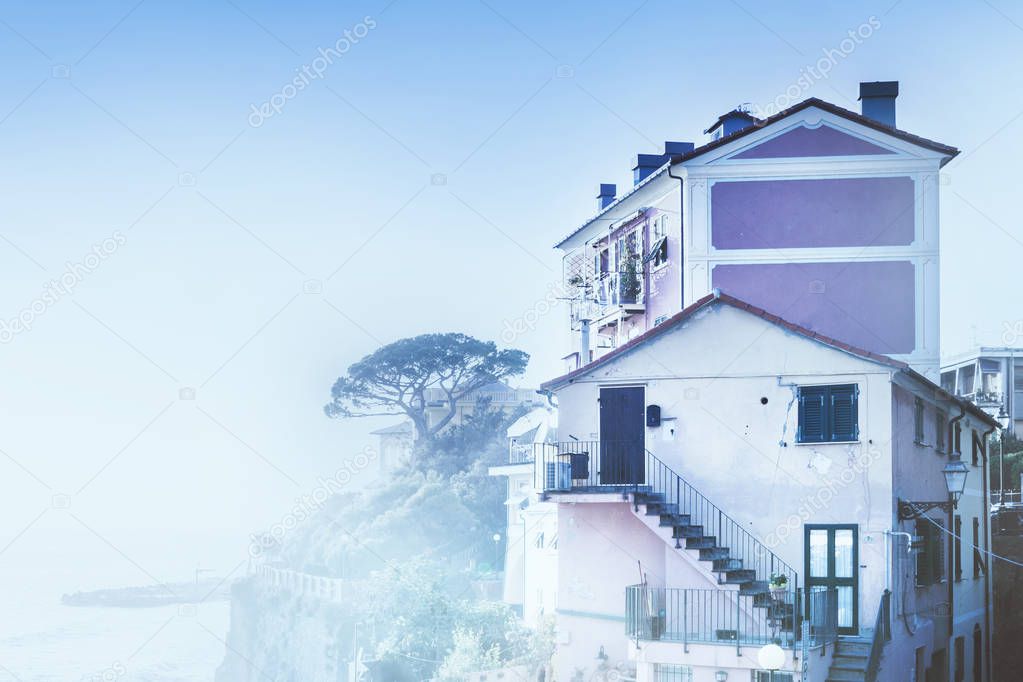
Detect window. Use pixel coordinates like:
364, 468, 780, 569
752, 673, 793, 682
954, 635, 965, 682
958, 365, 976, 395
915, 518, 945, 586
936, 410, 947, 453
654, 664, 693, 682
954, 515, 962, 582
914, 646, 926, 682
798, 384, 859, 443
971, 429, 985, 467
914, 397, 926, 444
646, 215, 669, 270
973, 625, 983, 682
972, 517, 984, 577
940, 370, 956, 394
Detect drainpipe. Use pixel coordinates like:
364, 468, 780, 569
667, 161, 684, 304
981, 423, 996, 682
946, 404, 965, 659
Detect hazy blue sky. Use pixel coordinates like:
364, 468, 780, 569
0, 0, 1020, 578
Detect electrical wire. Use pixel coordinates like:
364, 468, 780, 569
918, 514, 1023, 569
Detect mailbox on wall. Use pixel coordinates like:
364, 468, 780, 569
646, 404, 661, 427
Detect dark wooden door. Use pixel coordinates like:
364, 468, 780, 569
598, 386, 644, 485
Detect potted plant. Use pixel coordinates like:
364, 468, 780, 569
566, 273, 585, 287
769, 573, 788, 599
619, 254, 642, 304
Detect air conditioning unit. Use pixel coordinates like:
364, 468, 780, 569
545, 462, 572, 491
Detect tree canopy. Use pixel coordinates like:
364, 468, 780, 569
324, 333, 528, 446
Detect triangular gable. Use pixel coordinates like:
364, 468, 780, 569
730, 122, 895, 159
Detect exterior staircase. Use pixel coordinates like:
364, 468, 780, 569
631, 488, 797, 638
826, 636, 871, 681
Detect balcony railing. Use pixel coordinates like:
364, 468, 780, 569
534, 442, 799, 592
625, 585, 838, 652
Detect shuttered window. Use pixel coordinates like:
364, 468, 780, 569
798, 384, 859, 443
915, 518, 945, 587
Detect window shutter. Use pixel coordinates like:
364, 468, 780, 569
831, 385, 859, 441
916, 520, 932, 586
932, 521, 945, 583
799, 388, 826, 443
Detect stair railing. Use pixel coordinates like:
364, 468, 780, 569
865, 589, 892, 682
639, 449, 799, 596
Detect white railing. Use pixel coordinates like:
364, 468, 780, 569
253, 563, 344, 602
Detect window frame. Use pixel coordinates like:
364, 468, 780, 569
647, 215, 669, 271
935, 410, 947, 453
914, 397, 926, 445
797, 384, 860, 444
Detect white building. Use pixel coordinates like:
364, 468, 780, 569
490, 406, 560, 626
535, 81, 998, 682
941, 348, 1023, 435
537, 293, 997, 682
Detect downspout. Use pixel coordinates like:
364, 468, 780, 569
946, 404, 965, 660
667, 160, 684, 305
981, 423, 996, 682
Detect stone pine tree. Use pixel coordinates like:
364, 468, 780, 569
324, 332, 529, 452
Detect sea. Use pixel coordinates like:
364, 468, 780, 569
0, 528, 243, 681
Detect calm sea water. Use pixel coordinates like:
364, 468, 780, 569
0, 528, 243, 681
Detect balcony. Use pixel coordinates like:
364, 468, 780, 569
625, 585, 838, 651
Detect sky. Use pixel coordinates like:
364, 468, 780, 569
0, 0, 1021, 585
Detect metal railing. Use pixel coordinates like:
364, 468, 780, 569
626, 585, 797, 651
625, 586, 838, 652
805, 586, 838, 652
865, 589, 892, 682
535, 443, 799, 592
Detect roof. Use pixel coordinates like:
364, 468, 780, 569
370, 421, 413, 436
554, 96, 959, 249
670, 97, 958, 166
540, 291, 999, 429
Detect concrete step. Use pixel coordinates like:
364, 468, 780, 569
659, 513, 691, 527
685, 536, 717, 549
826, 671, 866, 682
699, 547, 730, 560
738, 580, 769, 595
831, 656, 868, 672
672, 525, 704, 539
722, 569, 756, 584
712, 558, 743, 572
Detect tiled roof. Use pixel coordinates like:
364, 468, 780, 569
539, 291, 999, 429
370, 421, 413, 435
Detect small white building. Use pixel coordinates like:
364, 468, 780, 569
490, 406, 560, 626
536, 292, 997, 682
941, 347, 1023, 435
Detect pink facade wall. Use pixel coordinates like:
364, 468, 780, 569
711, 260, 916, 355
731, 124, 895, 159
711, 177, 915, 249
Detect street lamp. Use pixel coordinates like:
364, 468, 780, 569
758, 643, 785, 682
897, 454, 969, 520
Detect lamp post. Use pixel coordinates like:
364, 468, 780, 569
896, 455, 969, 521
758, 643, 785, 682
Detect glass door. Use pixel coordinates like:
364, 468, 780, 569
804, 524, 858, 634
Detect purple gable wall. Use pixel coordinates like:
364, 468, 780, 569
711, 177, 915, 249
732, 124, 895, 159
712, 260, 915, 355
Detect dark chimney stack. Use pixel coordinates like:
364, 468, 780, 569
597, 183, 617, 210
858, 81, 898, 128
